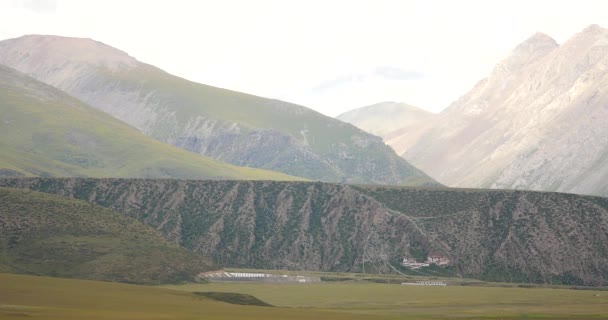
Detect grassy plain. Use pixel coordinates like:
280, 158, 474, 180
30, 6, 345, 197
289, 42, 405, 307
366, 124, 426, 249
168, 281, 608, 319
1, 273, 607, 319
0, 273, 368, 320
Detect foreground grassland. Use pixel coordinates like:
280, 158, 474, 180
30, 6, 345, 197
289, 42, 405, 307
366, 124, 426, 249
0, 274, 371, 320
167, 282, 608, 319
1, 273, 607, 319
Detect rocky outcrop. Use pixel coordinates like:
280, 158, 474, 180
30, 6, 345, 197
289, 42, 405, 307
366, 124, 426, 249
386, 25, 608, 197
0, 35, 437, 186
2, 178, 608, 286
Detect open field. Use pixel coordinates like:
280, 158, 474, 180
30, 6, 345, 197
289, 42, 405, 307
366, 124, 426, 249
1, 273, 608, 319
167, 280, 608, 319
0, 273, 372, 320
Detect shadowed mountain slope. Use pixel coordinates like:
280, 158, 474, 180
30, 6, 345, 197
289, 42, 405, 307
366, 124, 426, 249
2, 178, 607, 286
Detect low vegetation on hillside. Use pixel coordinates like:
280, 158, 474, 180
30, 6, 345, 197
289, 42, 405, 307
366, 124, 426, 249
2, 178, 608, 286
0, 187, 214, 284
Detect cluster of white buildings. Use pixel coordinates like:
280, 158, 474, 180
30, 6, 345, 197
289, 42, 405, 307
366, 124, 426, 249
401, 254, 450, 269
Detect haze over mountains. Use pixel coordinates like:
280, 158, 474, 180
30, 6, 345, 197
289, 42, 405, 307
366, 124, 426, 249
336, 102, 434, 138
343, 25, 608, 197
0, 35, 437, 186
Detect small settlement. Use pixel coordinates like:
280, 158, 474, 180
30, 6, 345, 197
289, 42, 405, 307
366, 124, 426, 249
401, 254, 450, 269
198, 270, 321, 283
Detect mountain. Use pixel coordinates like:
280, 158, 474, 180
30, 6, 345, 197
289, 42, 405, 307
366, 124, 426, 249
0, 187, 214, 284
336, 102, 434, 139
387, 25, 608, 197
0, 35, 437, 186
0, 65, 301, 180
3, 178, 608, 286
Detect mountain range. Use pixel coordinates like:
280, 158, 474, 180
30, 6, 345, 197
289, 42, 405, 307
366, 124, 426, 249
2, 178, 607, 286
0, 35, 437, 186
345, 25, 608, 197
1, 26, 608, 288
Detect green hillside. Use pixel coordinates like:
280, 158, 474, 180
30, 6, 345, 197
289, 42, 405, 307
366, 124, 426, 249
96, 64, 437, 185
0, 187, 214, 284
0, 65, 303, 180
0, 35, 439, 186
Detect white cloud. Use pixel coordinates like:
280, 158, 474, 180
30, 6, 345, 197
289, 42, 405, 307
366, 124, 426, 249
1, 0, 607, 115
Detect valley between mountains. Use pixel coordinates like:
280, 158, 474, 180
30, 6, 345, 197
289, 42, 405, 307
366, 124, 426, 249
0, 21, 608, 300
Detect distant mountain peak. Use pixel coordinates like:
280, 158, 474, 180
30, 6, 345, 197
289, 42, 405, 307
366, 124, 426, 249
520, 32, 558, 47
0, 35, 137, 71
491, 31, 558, 76
581, 24, 606, 35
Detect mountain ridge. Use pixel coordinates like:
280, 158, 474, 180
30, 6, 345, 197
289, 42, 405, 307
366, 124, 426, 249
2, 177, 607, 286
0, 64, 302, 180
0, 35, 438, 186
385, 24, 608, 197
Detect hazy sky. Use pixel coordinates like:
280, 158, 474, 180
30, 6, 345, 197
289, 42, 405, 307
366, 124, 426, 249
1, 0, 607, 115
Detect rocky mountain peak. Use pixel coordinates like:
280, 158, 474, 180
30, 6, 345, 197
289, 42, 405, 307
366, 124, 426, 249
485, 31, 558, 81
581, 24, 606, 35
520, 32, 558, 48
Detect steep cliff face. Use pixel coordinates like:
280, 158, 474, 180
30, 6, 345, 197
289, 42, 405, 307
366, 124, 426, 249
0, 35, 437, 186
386, 25, 608, 197
2, 178, 608, 285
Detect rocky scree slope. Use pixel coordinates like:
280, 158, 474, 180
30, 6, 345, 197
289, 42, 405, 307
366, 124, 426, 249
2, 178, 608, 286
0, 65, 300, 180
0, 187, 214, 284
387, 25, 608, 197
0, 35, 437, 186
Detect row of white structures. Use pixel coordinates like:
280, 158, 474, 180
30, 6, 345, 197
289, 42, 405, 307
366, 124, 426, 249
401, 281, 447, 286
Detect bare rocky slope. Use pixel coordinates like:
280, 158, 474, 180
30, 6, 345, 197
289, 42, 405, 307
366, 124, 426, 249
336, 101, 434, 139
0, 35, 436, 186
387, 25, 608, 197
2, 178, 607, 286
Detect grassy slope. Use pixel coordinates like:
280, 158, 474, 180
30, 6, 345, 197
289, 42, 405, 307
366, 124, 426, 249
110, 65, 368, 153
0, 187, 215, 284
94, 64, 437, 185
0, 273, 371, 320
0, 65, 303, 181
